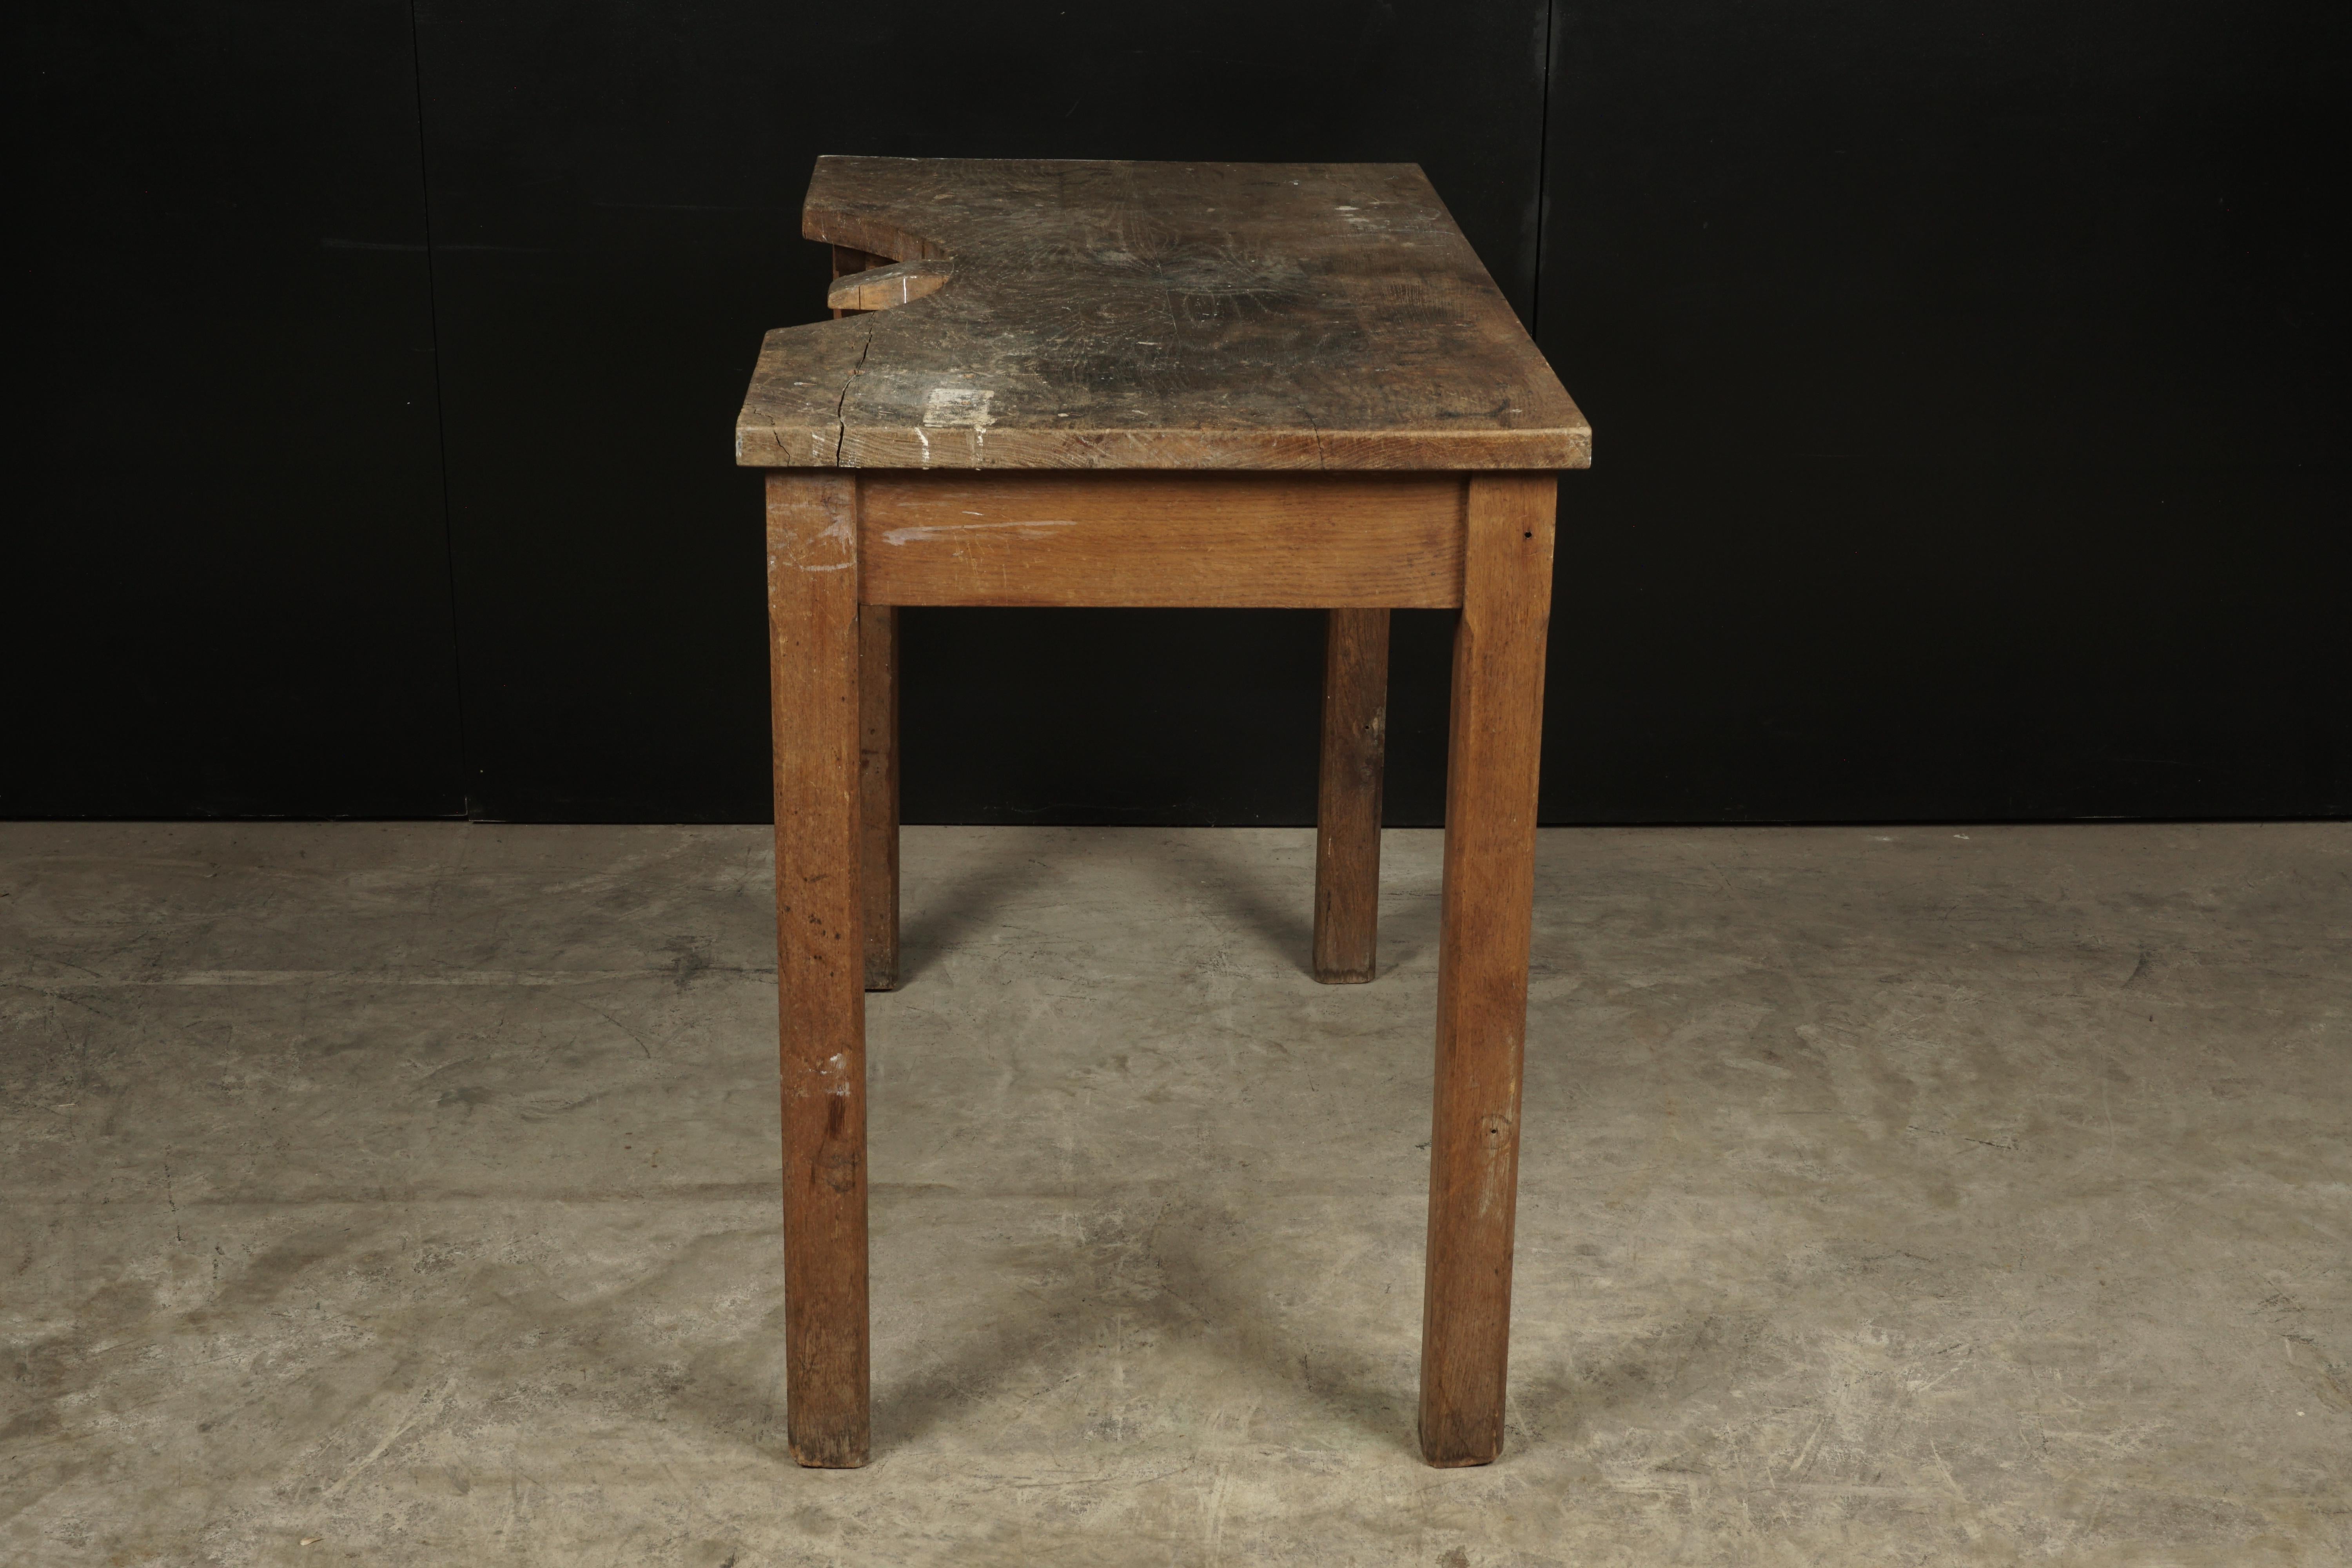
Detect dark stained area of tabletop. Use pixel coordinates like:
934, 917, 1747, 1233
737, 158, 1588, 472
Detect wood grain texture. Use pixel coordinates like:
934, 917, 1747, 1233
767, 470, 871, 1468
1314, 608, 1390, 984
857, 472, 1466, 608
828, 258, 951, 312
1418, 473, 1556, 1468
738, 158, 1589, 472
830, 245, 889, 319
859, 604, 899, 993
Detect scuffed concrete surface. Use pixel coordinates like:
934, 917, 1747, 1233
1, 821, 2346, 1566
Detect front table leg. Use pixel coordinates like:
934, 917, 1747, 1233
1419, 473, 1557, 1466
767, 470, 871, 1467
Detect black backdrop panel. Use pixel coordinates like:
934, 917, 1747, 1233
16, 1, 2340, 824
9, 0, 462, 818
1537, 0, 2348, 821
415, 1, 1552, 822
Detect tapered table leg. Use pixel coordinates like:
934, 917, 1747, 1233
1314, 607, 1390, 983
768, 470, 871, 1468
860, 605, 900, 991
1419, 473, 1556, 1467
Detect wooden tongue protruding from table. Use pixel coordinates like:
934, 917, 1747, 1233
825, 258, 952, 313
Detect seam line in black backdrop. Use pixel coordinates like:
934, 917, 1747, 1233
407, 0, 472, 821
1530, 0, 1557, 340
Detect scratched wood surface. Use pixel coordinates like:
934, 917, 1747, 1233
738, 158, 1589, 472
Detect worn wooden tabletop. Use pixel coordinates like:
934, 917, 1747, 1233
735, 158, 1588, 472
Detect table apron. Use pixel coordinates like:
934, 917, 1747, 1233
846, 470, 1473, 609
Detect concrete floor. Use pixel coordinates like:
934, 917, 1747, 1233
2, 822, 2346, 1566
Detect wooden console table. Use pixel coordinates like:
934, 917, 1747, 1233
736, 157, 1590, 1469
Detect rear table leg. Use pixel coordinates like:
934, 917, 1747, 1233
860, 605, 900, 991
1314, 607, 1390, 984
